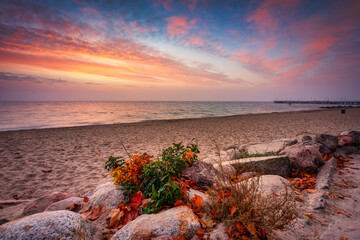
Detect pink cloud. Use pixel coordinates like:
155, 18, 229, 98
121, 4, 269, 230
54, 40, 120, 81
167, 15, 197, 39
246, 0, 299, 33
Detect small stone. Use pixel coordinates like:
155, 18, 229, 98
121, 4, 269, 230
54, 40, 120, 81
22, 192, 75, 217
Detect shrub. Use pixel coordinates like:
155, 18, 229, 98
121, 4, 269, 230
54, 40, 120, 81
107, 141, 199, 213
105, 156, 125, 171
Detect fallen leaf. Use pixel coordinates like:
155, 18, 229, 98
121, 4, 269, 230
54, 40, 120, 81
235, 222, 246, 235
129, 191, 144, 209
294, 190, 302, 195
224, 193, 232, 198
226, 225, 232, 235
197, 229, 205, 237
334, 183, 349, 189
229, 204, 237, 216
305, 189, 317, 194
340, 236, 348, 240
190, 194, 204, 210
174, 200, 185, 207
338, 192, 351, 198
295, 197, 304, 203
350, 167, 359, 170
304, 213, 313, 219
66, 203, 83, 212
325, 192, 338, 199
81, 205, 92, 219
338, 226, 342, 230
334, 209, 351, 217
199, 219, 207, 229
42, 169, 52, 173
106, 209, 124, 229
84, 196, 89, 202
87, 204, 106, 221
202, 218, 215, 228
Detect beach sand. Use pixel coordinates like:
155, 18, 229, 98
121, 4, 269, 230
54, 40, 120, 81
0, 108, 359, 201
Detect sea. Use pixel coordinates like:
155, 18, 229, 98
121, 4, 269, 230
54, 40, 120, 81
0, 101, 327, 132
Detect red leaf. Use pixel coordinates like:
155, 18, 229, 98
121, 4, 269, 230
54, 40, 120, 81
334, 209, 351, 217
224, 193, 232, 198
235, 222, 246, 235
174, 200, 185, 207
190, 194, 204, 210
229, 204, 236, 216
84, 196, 89, 202
87, 204, 106, 221
129, 191, 144, 209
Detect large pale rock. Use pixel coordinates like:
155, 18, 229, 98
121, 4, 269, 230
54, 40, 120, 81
208, 223, 228, 240
214, 155, 291, 178
0, 210, 96, 240
182, 161, 222, 190
88, 182, 125, 209
240, 139, 297, 155
22, 192, 75, 216
45, 197, 85, 212
257, 175, 292, 196
281, 143, 324, 173
314, 134, 338, 151
111, 206, 200, 240
338, 134, 355, 147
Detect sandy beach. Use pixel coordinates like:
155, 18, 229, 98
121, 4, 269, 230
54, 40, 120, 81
0, 108, 360, 201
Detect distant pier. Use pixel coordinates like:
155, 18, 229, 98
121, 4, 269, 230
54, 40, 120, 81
274, 100, 360, 105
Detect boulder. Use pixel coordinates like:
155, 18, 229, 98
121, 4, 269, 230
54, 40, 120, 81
338, 134, 355, 147
182, 161, 222, 190
281, 143, 324, 173
257, 175, 292, 196
349, 131, 360, 145
314, 134, 338, 151
45, 197, 85, 212
0, 210, 96, 240
22, 192, 75, 216
295, 140, 330, 155
214, 155, 291, 178
110, 206, 200, 240
239, 139, 297, 155
208, 223, 228, 240
295, 135, 312, 142
88, 182, 125, 209
226, 149, 242, 160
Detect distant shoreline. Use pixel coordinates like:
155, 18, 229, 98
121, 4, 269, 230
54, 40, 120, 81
0, 108, 330, 133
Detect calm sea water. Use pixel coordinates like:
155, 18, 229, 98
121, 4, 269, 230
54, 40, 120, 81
0, 101, 326, 132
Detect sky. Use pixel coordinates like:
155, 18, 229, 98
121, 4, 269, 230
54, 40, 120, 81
0, 0, 359, 101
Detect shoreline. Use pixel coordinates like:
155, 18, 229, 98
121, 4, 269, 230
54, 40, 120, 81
1, 108, 359, 201
0, 108, 330, 133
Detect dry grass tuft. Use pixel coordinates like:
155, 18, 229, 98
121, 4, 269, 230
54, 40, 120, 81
206, 141, 297, 239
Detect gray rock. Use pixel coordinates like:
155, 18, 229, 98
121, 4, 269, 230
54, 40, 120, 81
22, 192, 75, 217
0, 210, 96, 240
296, 135, 313, 142
338, 134, 355, 147
339, 146, 359, 155
349, 131, 360, 145
224, 144, 240, 150
226, 149, 242, 160
257, 175, 292, 196
281, 143, 324, 173
208, 223, 228, 240
45, 197, 85, 212
0, 218, 9, 226
214, 155, 291, 178
240, 139, 297, 155
88, 182, 125, 209
110, 206, 200, 240
316, 157, 337, 190
314, 134, 338, 151
310, 192, 327, 210
182, 161, 221, 190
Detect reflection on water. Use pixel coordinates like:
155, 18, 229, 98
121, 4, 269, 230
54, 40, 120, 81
0, 101, 325, 131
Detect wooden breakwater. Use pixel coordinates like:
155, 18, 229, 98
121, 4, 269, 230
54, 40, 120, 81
274, 100, 360, 105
